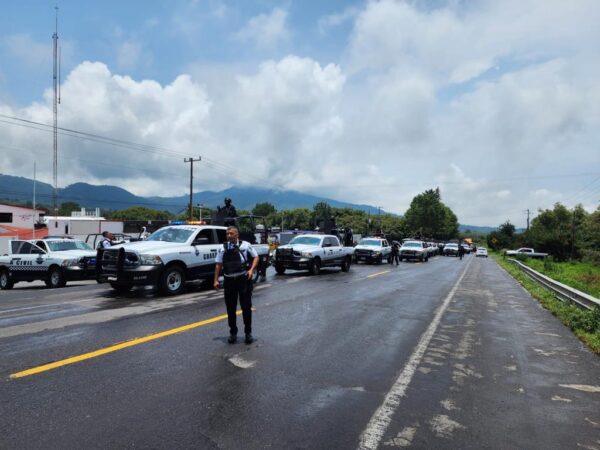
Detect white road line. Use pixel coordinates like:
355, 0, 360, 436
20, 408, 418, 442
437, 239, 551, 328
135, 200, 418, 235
357, 257, 472, 450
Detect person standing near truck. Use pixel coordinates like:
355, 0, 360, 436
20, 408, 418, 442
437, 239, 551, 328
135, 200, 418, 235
213, 226, 259, 344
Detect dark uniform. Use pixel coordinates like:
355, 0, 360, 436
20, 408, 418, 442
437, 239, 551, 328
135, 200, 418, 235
215, 240, 258, 342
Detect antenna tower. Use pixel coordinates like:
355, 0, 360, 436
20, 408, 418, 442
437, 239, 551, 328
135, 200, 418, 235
52, 5, 60, 216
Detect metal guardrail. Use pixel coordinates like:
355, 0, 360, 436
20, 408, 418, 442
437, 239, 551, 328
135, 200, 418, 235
508, 258, 600, 311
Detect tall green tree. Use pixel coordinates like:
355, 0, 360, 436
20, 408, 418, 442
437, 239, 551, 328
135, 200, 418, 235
252, 202, 276, 217
58, 202, 81, 216
110, 206, 173, 221
403, 188, 458, 240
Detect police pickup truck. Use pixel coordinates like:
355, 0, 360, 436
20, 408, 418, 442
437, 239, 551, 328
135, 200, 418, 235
98, 224, 269, 295
0, 238, 98, 289
353, 237, 392, 264
273, 234, 354, 275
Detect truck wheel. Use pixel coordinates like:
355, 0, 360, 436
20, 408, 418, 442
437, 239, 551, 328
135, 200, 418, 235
275, 264, 286, 275
160, 265, 186, 295
47, 267, 66, 288
0, 269, 14, 290
341, 256, 351, 272
376, 255, 383, 265
110, 283, 133, 293
309, 258, 321, 276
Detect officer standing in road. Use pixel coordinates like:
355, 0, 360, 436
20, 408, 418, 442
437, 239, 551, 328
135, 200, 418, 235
213, 225, 259, 344
458, 241, 465, 260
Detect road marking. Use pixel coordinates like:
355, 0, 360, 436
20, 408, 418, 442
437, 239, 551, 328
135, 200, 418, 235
367, 271, 390, 278
358, 257, 472, 450
9, 310, 243, 379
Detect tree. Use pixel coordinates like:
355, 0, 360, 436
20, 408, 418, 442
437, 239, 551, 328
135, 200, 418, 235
403, 188, 458, 240
252, 202, 276, 217
58, 202, 81, 216
312, 201, 333, 226
110, 206, 173, 221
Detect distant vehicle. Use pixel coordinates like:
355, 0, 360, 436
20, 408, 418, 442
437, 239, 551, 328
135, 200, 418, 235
0, 238, 97, 289
443, 243, 459, 256
353, 237, 392, 264
399, 240, 429, 262
504, 248, 548, 259
273, 234, 354, 275
476, 247, 488, 258
461, 244, 471, 254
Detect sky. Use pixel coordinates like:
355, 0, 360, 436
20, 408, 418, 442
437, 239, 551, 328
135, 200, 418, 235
0, 0, 599, 227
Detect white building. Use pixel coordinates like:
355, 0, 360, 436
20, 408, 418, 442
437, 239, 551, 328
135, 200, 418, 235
0, 203, 45, 228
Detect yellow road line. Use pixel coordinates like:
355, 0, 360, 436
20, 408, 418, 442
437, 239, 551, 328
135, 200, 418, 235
10, 310, 243, 379
367, 270, 390, 278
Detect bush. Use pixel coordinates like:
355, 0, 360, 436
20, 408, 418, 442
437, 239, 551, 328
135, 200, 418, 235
581, 249, 600, 265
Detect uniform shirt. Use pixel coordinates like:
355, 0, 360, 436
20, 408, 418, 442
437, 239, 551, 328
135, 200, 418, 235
215, 240, 258, 277
101, 239, 112, 249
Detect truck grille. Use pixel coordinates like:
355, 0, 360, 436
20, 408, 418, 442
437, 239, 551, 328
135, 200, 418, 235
355, 249, 372, 257
276, 248, 300, 262
102, 249, 140, 268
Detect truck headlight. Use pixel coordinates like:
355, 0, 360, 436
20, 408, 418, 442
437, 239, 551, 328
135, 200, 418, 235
140, 254, 163, 265
61, 258, 79, 267
373, 251, 381, 256
301, 251, 312, 257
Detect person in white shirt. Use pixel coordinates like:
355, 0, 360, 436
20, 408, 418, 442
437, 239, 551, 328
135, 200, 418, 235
213, 226, 259, 344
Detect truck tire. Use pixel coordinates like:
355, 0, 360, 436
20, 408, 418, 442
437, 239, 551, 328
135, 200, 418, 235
160, 265, 186, 295
46, 266, 66, 288
110, 283, 133, 293
275, 264, 286, 275
0, 269, 14, 290
376, 255, 383, 265
341, 256, 351, 272
309, 258, 321, 276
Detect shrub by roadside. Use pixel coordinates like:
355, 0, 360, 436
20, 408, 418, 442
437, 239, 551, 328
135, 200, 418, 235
493, 253, 600, 355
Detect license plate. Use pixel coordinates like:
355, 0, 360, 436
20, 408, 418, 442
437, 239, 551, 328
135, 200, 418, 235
89, 258, 96, 264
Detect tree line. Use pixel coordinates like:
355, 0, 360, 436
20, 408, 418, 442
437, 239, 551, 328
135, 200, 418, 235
487, 203, 600, 263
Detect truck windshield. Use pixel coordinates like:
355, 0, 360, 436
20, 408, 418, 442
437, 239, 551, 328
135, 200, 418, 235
403, 242, 422, 248
47, 241, 93, 251
289, 236, 322, 246
147, 227, 194, 243
359, 239, 381, 246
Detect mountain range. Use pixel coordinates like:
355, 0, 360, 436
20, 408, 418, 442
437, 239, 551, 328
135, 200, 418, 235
0, 173, 497, 233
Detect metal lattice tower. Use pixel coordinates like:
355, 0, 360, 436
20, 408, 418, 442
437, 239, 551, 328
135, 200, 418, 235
52, 5, 59, 216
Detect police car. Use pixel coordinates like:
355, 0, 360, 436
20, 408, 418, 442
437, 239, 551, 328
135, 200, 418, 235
0, 238, 98, 290
353, 237, 392, 264
98, 224, 270, 295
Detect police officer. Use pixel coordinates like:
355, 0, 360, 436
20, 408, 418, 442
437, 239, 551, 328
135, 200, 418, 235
213, 226, 259, 344
100, 231, 115, 249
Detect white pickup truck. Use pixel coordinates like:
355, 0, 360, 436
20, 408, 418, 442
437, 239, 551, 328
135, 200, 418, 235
98, 225, 269, 295
273, 234, 354, 275
504, 247, 548, 259
0, 238, 98, 289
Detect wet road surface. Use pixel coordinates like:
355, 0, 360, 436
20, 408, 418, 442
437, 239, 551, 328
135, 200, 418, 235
0, 255, 598, 449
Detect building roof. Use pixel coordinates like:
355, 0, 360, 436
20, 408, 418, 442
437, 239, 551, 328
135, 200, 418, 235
0, 203, 46, 213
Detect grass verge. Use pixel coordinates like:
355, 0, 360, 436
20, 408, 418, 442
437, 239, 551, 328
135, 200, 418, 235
492, 253, 600, 355
522, 258, 600, 298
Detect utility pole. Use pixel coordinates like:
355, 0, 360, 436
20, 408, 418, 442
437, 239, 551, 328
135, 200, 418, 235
32, 162, 36, 239
52, 5, 60, 217
526, 209, 530, 231
184, 157, 201, 221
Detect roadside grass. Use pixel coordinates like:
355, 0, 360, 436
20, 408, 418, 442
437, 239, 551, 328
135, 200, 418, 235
492, 253, 600, 355
520, 258, 600, 299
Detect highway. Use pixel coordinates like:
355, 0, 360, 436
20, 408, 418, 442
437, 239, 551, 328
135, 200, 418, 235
1, 254, 599, 449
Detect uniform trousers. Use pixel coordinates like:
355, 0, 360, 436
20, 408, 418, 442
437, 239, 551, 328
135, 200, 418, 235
223, 274, 253, 335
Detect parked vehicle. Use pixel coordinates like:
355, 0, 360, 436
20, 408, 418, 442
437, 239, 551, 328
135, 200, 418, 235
0, 238, 97, 289
475, 247, 488, 258
353, 237, 392, 264
504, 248, 548, 259
399, 240, 429, 262
98, 225, 270, 295
273, 234, 354, 275
443, 243, 459, 256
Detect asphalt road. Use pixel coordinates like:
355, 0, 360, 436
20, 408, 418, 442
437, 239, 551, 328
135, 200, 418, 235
0, 255, 598, 449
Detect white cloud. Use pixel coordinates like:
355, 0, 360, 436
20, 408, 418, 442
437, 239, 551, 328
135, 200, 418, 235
2, 1, 600, 227
3, 34, 52, 68
236, 8, 290, 49
318, 6, 360, 34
